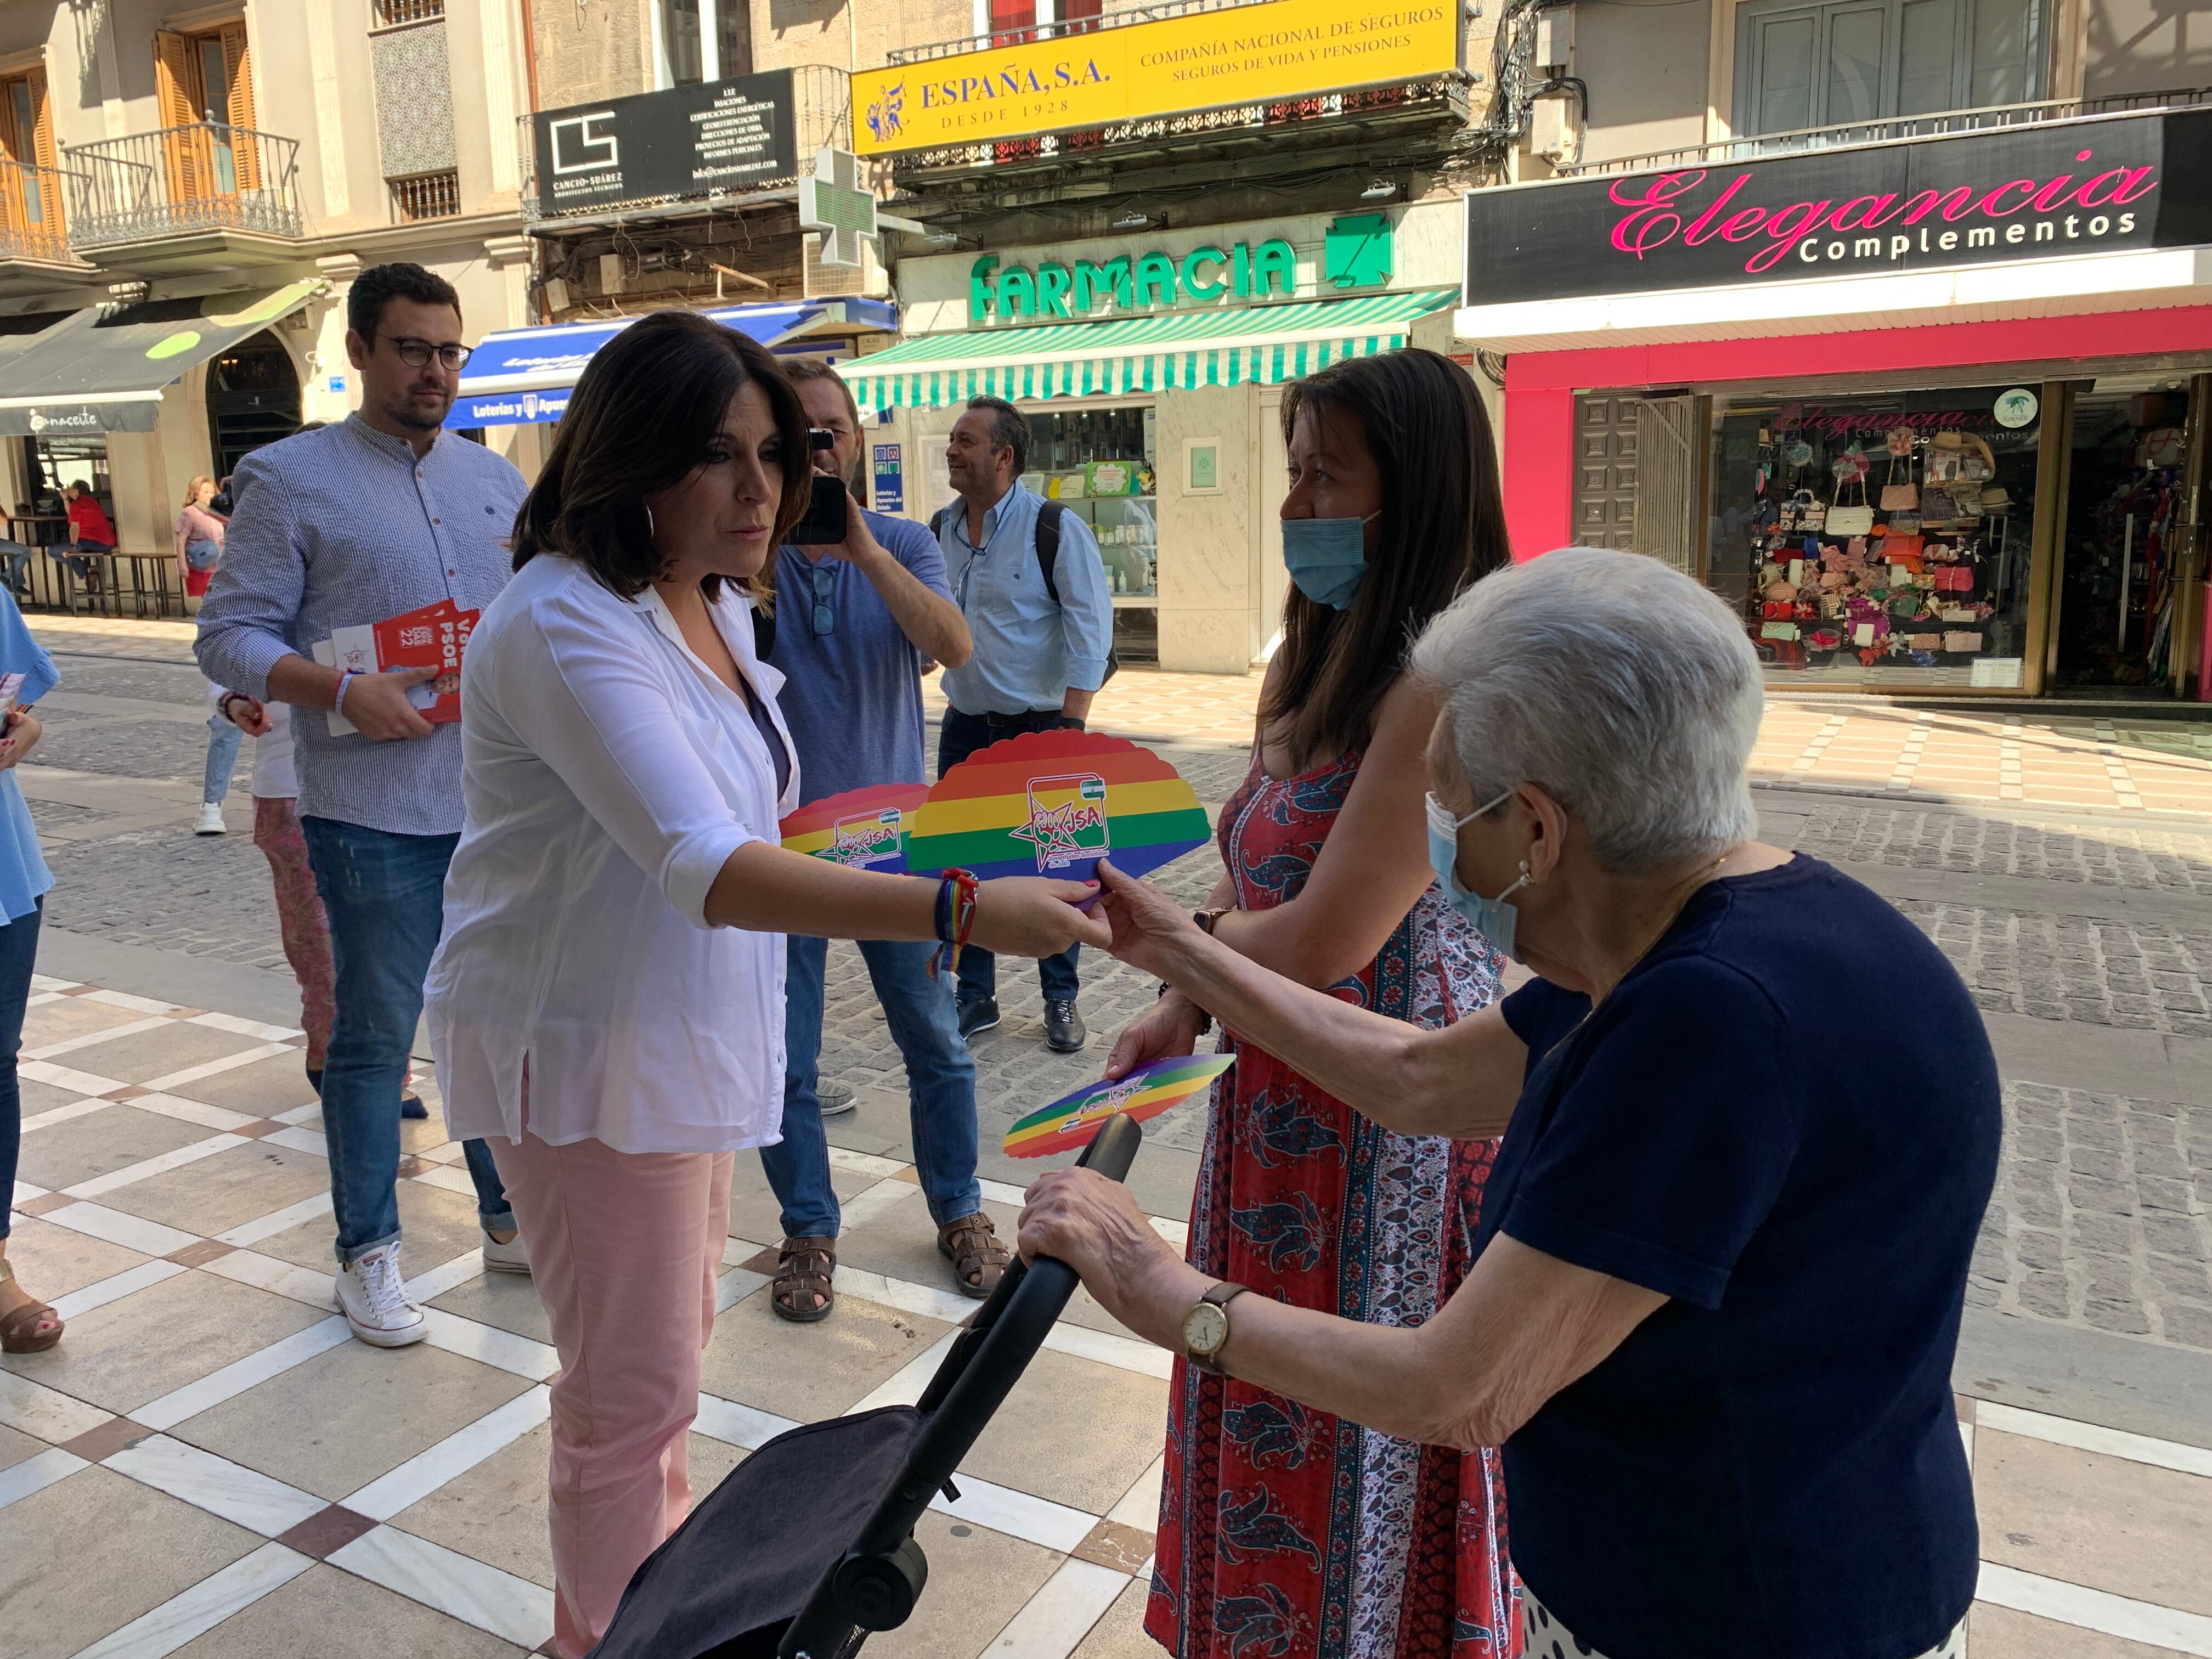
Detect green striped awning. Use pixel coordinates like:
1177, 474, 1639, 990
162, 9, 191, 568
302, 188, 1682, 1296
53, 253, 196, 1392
840, 287, 1458, 411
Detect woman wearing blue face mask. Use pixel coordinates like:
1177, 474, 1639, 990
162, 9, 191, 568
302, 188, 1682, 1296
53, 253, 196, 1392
1031, 547, 2000, 1659
1102, 347, 1515, 1659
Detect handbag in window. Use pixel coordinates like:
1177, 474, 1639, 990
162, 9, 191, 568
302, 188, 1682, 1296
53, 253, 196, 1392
1886, 428, 1915, 457
1920, 487, 1963, 526
1943, 631, 1984, 653
1827, 476, 1874, 539
1880, 455, 1919, 514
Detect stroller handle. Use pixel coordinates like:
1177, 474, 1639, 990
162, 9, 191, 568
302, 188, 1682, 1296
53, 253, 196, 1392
778, 1111, 1145, 1658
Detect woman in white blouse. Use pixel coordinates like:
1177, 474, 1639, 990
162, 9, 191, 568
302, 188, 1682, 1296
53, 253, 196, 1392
424, 311, 1107, 1659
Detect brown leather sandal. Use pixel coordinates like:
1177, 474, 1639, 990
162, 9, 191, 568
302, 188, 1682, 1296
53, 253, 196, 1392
0, 1257, 63, 1354
938, 1213, 1009, 1301
771, 1235, 836, 1323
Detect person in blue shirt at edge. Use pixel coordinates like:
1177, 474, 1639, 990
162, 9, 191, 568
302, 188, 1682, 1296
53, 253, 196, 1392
0, 591, 58, 1353
934, 394, 1115, 1055
759, 358, 1012, 1318
1022, 547, 2001, 1659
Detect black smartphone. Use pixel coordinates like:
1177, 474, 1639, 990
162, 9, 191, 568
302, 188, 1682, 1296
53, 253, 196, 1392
792, 473, 850, 546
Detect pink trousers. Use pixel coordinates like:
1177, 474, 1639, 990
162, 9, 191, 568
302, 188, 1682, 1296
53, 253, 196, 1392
251, 795, 334, 1068
494, 1129, 734, 1659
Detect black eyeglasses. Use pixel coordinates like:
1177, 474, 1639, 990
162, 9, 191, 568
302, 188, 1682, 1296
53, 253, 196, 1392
381, 335, 472, 370
810, 563, 836, 636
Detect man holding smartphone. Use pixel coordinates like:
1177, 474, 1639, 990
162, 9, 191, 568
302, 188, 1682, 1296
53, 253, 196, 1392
759, 359, 1003, 1316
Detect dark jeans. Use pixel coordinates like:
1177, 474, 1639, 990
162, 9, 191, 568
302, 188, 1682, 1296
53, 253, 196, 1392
936, 707, 1081, 1005
301, 817, 510, 1265
0, 898, 41, 1243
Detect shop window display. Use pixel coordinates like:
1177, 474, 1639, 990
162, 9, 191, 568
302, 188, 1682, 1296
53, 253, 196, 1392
2056, 388, 2191, 691
1020, 404, 1160, 662
1709, 388, 2038, 687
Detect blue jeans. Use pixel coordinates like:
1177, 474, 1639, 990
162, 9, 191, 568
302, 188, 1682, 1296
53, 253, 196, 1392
936, 708, 1081, 1005
300, 817, 510, 1265
760, 934, 981, 1238
0, 541, 29, 594
0, 898, 41, 1243
202, 713, 243, 806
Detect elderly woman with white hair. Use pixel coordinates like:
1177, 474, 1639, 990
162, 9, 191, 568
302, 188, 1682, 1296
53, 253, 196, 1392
1024, 546, 2000, 1659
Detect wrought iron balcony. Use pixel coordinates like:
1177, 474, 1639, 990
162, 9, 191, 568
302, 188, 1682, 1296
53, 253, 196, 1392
0, 158, 84, 265
64, 123, 305, 252
1555, 86, 2212, 178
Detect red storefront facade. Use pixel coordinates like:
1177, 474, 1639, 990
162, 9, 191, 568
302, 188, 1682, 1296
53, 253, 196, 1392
1463, 106, 2212, 700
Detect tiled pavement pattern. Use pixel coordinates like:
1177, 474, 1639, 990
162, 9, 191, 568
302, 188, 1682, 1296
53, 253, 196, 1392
1907, 906, 2212, 1037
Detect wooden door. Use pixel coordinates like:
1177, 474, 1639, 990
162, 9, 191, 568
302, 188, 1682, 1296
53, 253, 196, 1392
154, 29, 210, 203
0, 69, 59, 244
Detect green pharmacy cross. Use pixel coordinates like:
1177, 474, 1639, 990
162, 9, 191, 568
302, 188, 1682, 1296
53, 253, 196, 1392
800, 147, 878, 271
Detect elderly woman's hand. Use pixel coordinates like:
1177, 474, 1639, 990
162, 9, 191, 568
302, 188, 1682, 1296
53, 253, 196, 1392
1093, 859, 1208, 979
1020, 1166, 1204, 1350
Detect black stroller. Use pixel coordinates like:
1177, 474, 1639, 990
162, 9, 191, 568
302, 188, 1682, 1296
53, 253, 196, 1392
585, 1112, 1144, 1659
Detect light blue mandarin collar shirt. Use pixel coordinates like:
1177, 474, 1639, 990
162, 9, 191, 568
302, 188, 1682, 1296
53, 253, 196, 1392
935, 483, 1114, 718
0, 590, 57, 922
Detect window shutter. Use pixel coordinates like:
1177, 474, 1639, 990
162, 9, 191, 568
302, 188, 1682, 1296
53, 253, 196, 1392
218, 23, 260, 189
155, 30, 207, 202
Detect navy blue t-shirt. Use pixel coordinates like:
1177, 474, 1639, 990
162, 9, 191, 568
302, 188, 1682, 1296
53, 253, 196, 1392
1477, 855, 1998, 1659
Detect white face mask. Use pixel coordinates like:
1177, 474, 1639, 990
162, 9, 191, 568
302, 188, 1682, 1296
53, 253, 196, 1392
1424, 789, 1530, 958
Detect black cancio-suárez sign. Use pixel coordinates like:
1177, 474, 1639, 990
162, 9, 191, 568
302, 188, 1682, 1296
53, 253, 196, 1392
1464, 109, 2212, 306
532, 71, 798, 215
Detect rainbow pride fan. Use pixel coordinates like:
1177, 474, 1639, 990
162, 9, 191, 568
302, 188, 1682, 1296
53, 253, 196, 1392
779, 783, 930, 873
1003, 1053, 1235, 1159
906, 730, 1210, 885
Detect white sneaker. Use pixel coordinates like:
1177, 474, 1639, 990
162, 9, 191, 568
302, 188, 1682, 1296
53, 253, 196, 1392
337, 1242, 427, 1347
481, 1224, 532, 1276
193, 803, 226, 836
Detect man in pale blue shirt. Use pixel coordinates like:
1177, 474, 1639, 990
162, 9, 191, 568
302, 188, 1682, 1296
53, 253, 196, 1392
933, 395, 1114, 1054
758, 360, 1012, 1310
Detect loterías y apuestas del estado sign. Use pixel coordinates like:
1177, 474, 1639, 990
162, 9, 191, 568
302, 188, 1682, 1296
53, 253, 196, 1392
1464, 109, 2212, 307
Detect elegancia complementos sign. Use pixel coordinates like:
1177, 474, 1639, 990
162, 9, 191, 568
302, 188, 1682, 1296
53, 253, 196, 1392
1463, 110, 2212, 305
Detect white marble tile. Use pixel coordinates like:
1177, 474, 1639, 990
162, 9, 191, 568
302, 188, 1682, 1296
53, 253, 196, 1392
30, 974, 80, 993
978, 1175, 1031, 1209
36, 1200, 200, 1257
261, 1125, 328, 1159
82, 988, 184, 1017
50, 1258, 187, 1321
418, 1307, 559, 1380
128, 1093, 261, 1133
714, 1265, 768, 1313
104, 1434, 325, 1536
825, 1146, 911, 1180
273, 1102, 324, 1127
70, 1541, 313, 1659
187, 1011, 302, 1041
981, 1558, 1130, 1657
405, 1161, 478, 1197
1149, 1215, 1190, 1250
403, 1248, 486, 1304
1105, 1454, 1165, 1532
1976, 1400, 2212, 1479
330, 1523, 556, 1651
13, 1177, 49, 1205
414, 1139, 467, 1164
202, 1249, 338, 1310
933, 1470, 1097, 1553
343, 1385, 551, 1520
839, 1178, 917, 1232
836, 1263, 978, 1327
22, 1015, 173, 1060
139, 1041, 296, 1096
0, 1445, 88, 1511
216, 1192, 334, 1248
18, 1097, 112, 1133
61, 1132, 246, 1200
0, 1367, 112, 1442
693, 1392, 798, 1451
1042, 1320, 1173, 1380
19, 1058, 127, 1096
131, 1317, 353, 1432
1976, 1562, 2212, 1656
849, 1331, 960, 1415
722, 1237, 757, 1267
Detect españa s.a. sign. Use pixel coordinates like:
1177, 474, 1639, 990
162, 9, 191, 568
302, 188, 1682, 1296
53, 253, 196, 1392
850, 0, 1457, 157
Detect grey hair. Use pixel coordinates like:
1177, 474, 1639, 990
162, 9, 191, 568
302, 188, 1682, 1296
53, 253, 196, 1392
1408, 546, 1763, 873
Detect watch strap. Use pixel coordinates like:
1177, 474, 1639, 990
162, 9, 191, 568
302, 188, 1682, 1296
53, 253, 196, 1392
1186, 1280, 1251, 1376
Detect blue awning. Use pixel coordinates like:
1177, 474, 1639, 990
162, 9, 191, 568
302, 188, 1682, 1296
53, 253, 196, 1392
447, 301, 825, 428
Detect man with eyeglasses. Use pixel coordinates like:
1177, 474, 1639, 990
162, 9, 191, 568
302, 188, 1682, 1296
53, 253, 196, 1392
757, 357, 998, 1313
196, 262, 528, 1351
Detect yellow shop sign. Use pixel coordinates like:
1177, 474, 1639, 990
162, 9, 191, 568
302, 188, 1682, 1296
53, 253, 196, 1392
852, 0, 1458, 157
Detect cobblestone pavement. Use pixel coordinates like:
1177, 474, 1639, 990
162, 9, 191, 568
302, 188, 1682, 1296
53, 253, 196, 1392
1791, 800, 2212, 892
1906, 904, 2212, 1037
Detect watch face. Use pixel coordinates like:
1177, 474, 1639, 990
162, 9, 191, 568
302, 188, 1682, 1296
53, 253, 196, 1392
1184, 1300, 1229, 1356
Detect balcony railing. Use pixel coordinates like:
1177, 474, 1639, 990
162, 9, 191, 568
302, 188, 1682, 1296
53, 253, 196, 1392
0, 158, 84, 264
65, 123, 304, 250
1555, 86, 2212, 178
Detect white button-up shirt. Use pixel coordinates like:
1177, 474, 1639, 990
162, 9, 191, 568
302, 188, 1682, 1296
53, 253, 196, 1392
426, 553, 799, 1155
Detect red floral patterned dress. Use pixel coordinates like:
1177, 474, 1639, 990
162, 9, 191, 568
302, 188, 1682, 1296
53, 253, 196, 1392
1147, 749, 1516, 1659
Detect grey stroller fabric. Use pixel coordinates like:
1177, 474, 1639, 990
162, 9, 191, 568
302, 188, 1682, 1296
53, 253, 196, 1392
586, 1406, 926, 1659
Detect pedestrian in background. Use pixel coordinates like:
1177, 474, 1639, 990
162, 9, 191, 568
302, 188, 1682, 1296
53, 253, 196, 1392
934, 393, 1115, 1054
61, 481, 112, 590
184, 477, 241, 837
195, 261, 527, 1350
759, 358, 1006, 1318
0, 589, 57, 1352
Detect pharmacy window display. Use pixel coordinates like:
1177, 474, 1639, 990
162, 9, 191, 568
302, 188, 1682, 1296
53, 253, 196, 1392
1019, 405, 1160, 663
1710, 389, 2039, 689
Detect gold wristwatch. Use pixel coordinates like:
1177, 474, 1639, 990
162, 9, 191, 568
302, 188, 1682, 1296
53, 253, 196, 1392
1182, 1281, 1250, 1376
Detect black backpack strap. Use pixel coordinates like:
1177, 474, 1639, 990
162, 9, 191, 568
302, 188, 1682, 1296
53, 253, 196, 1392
1034, 501, 1064, 608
